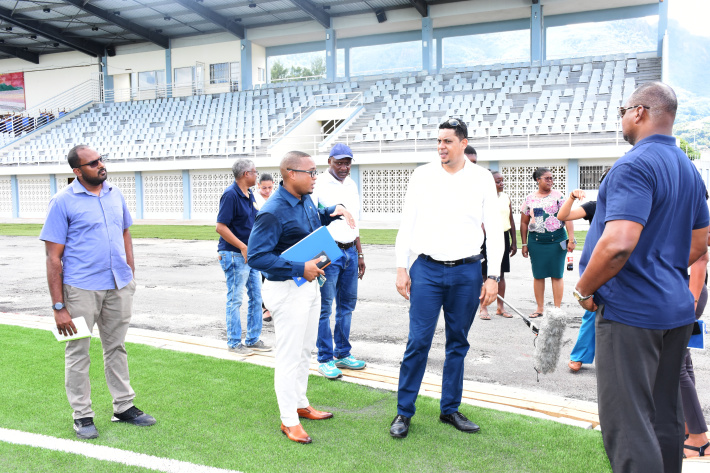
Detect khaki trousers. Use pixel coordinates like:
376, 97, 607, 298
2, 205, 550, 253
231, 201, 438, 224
262, 279, 320, 427
63, 280, 137, 419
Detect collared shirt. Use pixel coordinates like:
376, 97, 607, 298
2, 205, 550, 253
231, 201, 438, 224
216, 182, 258, 252
247, 185, 339, 281
39, 179, 133, 291
580, 134, 710, 330
311, 170, 360, 243
395, 159, 504, 273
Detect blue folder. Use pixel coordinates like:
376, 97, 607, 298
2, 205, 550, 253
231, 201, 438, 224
689, 320, 706, 350
281, 226, 345, 286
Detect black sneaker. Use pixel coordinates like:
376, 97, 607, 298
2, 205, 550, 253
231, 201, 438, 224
111, 406, 156, 426
74, 417, 99, 439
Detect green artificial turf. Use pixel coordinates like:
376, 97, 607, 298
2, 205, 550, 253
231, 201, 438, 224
0, 325, 610, 473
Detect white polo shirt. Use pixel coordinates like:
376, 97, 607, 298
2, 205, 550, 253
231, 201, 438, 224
311, 169, 360, 244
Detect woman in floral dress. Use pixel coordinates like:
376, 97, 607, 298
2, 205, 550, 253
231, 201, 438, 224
519, 167, 575, 318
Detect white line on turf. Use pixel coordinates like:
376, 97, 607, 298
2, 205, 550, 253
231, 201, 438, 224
0, 427, 242, 473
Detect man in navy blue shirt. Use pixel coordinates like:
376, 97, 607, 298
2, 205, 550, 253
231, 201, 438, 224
248, 151, 354, 444
576, 82, 709, 473
216, 159, 271, 356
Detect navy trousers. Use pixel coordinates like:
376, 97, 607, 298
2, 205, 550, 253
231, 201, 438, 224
397, 256, 482, 417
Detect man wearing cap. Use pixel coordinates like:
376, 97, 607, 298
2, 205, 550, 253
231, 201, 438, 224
311, 143, 367, 379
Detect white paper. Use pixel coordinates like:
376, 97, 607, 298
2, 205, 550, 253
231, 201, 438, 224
52, 316, 92, 343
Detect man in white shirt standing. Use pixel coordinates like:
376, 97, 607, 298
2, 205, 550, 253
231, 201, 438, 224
390, 119, 503, 438
312, 143, 367, 379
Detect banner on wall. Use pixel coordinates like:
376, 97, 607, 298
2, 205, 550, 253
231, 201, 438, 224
0, 72, 26, 112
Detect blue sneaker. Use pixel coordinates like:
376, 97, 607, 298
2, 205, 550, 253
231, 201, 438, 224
318, 360, 343, 379
335, 355, 366, 370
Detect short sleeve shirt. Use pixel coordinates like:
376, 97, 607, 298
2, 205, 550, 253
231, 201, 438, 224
579, 134, 710, 330
521, 190, 566, 233
39, 179, 133, 291
216, 182, 258, 252
580, 201, 596, 223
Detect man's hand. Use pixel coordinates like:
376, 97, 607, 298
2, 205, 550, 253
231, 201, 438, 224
522, 245, 529, 258
509, 244, 517, 257
303, 257, 325, 282
358, 256, 366, 279
579, 296, 598, 312
240, 245, 248, 263
567, 240, 576, 253
54, 308, 77, 337
331, 205, 356, 229
395, 267, 411, 300
480, 279, 498, 307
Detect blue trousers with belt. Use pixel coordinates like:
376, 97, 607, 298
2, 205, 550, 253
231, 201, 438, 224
397, 256, 482, 417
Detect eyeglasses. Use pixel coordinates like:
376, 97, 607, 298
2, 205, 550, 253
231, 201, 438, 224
618, 105, 650, 118
246, 170, 259, 175
540, 177, 554, 182
76, 155, 106, 169
287, 168, 318, 178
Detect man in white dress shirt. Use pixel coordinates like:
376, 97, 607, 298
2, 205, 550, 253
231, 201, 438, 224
311, 144, 367, 379
390, 118, 503, 438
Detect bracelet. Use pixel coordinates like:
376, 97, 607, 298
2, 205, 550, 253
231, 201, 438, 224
521, 243, 527, 246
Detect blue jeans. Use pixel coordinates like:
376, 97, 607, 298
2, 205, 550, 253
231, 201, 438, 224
218, 251, 263, 348
570, 310, 596, 364
317, 245, 359, 363
397, 256, 482, 418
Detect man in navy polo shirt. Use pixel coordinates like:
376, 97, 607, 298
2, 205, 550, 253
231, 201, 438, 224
576, 82, 709, 473
216, 159, 271, 356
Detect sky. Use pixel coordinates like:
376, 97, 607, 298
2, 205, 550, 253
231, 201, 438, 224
669, 0, 710, 37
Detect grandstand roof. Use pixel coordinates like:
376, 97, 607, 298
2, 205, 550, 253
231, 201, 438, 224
0, 0, 657, 64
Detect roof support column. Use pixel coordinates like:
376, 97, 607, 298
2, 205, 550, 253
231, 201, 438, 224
657, 0, 668, 57
165, 45, 172, 98
326, 28, 336, 81
241, 40, 253, 90
344, 48, 350, 79
101, 54, 113, 103
531, 3, 544, 64
422, 15, 434, 73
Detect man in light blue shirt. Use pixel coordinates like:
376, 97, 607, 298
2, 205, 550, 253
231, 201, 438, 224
40, 145, 155, 440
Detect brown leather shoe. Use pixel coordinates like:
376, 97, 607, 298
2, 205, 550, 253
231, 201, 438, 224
297, 406, 333, 420
568, 360, 582, 372
280, 423, 312, 444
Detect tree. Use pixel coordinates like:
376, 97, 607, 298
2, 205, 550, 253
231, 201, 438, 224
679, 137, 701, 160
270, 61, 288, 81
310, 57, 325, 77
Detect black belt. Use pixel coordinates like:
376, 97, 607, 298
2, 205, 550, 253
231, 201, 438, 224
421, 254, 484, 267
337, 240, 356, 250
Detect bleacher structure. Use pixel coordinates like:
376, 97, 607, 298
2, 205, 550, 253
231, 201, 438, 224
0, 52, 660, 221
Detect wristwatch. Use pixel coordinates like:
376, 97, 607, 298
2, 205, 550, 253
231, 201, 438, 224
572, 289, 592, 302
487, 275, 500, 283
53, 302, 65, 311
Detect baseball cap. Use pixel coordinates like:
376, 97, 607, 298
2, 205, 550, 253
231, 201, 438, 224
329, 143, 353, 160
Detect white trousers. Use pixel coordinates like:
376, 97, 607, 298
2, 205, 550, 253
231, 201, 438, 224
262, 278, 320, 427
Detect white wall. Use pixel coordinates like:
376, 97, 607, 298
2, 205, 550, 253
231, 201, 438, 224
0, 51, 98, 111
252, 43, 266, 86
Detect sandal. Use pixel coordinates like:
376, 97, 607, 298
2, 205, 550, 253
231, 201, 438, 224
529, 312, 543, 318
479, 313, 491, 320
496, 311, 513, 318
684, 441, 710, 458
262, 308, 272, 322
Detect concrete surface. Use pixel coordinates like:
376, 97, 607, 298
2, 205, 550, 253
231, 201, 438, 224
2, 235, 709, 419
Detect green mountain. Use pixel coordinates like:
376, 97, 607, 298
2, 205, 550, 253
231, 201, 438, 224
0, 83, 20, 92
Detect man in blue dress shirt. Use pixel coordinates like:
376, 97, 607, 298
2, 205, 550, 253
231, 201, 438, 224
576, 83, 709, 473
40, 145, 155, 440
248, 150, 354, 444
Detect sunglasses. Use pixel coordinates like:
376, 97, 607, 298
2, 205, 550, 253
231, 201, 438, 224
618, 105, 650, 118
287, 168, 318, 178
440, 118, 464, 128
76, 155, 106, 169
